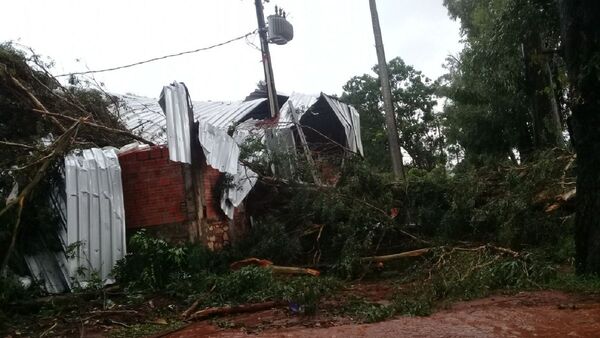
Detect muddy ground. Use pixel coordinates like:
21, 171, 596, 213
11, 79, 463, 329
165, 290, 600, 338
4, 281, 600, 337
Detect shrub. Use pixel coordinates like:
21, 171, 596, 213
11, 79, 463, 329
113, 230, 187, 291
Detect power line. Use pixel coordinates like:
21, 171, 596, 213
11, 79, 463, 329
55, 30, 257, 77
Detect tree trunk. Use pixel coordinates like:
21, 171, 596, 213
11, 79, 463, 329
559, 0, 600, 274
522, 32, 563, 148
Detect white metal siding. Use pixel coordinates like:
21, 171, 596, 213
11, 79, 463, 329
65, 148, 126, 284
160, 83, 192, 164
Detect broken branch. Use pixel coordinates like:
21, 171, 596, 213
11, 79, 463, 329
0, 140, 37, 150
188, 301, 281, 321
3, 71, 66, 132
32, 108, 155, 146
0, 119, 81, 275
361, 248, 431, 263
229, 258, 320, 276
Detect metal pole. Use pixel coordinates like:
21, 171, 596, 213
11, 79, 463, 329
369, 0, 405, 180
255, 0, 279, 118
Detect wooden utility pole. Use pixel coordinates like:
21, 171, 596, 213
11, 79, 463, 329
369, 0, 405, 180
255, 0, 279, 118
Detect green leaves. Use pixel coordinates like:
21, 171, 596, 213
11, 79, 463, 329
342, 57, 445, 171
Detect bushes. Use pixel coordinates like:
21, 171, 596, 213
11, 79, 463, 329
393, 246, 556, 312
405, 149, 575, 251
113, 231, 340, 311
113, 230, 188, 291
275, 276, 340, 314
231, 217, 303, 265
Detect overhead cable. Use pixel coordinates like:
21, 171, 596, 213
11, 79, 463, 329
55, 30, 257, 77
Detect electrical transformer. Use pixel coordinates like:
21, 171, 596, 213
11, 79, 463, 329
267, 15, 294, 45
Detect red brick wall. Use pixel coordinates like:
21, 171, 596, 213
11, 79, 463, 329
118, 145, 248, 248
119, 146, 188, 230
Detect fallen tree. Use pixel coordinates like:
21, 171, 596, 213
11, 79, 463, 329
0, 43, 151, 277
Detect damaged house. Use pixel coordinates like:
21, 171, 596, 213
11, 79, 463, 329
115, 83, 363, 250
21, 83, 363, 293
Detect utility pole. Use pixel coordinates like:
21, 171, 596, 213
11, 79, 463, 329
369, 0, 406, 180
254, 0, 279, 118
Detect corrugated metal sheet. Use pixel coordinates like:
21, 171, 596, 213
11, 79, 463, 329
24, 249, 71, 294
193, 99, 267, 129
322, 94, 364, 155
65, 148, 126, 284
221, 164, 258, 219
116, 94, 266, 145
348, 105, 364, 155
278, 92, 318, 125
159, 83, 192, 164
116, 94, 168, 144
197, 122, 240, 175
24, 169, 72, 293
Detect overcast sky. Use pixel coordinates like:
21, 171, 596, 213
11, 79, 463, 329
0, 0, 462, 102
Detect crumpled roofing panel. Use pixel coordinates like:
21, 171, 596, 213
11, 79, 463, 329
117, 92, 363, 156
115, 91, 364, 218
278, 92, 318, 125
220, 164, 258, 219
193, 99, 267, 129
197, 122, 240, 175
322, 94, 364, 155
117, 94, 266, 145
159, 83, 192, 164
116, 94, 168, 144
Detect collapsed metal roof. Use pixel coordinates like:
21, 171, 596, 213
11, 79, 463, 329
116, 91, 363, 155
116, 94, 267, 145
115, 88, 363, 219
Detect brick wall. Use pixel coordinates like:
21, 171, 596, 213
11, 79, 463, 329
118, 145, 248, 248
200, 165, 229, 250
119, 146, 190, 242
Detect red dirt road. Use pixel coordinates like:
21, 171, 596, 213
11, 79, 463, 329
166, 291, 600, 338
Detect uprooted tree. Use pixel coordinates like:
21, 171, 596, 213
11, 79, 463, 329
0, 43, 150, 275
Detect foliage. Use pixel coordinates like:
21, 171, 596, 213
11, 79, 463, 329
440, 0, 565, 161
406, 149, 575, 250
205, 266, 275, 305
231, 217, 303, 265
242, 148, 575, 281
388, 246, 556, 319
341, 297, 396, 323
544, 272, 600, 294
0, 42, 134, 273
114, 231, 340, 311
0, 274, 32, 309
276, 276, 340, 314
113, 230, 189, 291
342, 57, 445, 171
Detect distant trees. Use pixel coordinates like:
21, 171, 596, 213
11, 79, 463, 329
342, 57, 445, 171
441, 0, 565, 163
344, 0, 600, 275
